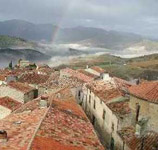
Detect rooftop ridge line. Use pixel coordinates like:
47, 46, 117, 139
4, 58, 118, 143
27, 107, 50, 150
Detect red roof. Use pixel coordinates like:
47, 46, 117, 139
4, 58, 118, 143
8, 81, 35, 93
91, 66, 105, 73
129, 81, 158, 104
31, 99, 104, 150
86, 80, 123, 103
114, 77, 133, 90
0, 97, 22, 111
19, 72, 49, 84
61, 68, 93, 83
118, 126, 158, 150
107, 101, 131, 116
0, 100, 47, 150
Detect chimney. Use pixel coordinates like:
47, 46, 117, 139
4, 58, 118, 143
40, 95, 49, 108
101, 73, 111, 81
0, 130, 8, 143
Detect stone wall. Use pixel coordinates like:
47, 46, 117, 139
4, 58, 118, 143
129, 95, 158, 131
0, 85, 36, 103
78, 86, 131, 149
24, 90, 35, 103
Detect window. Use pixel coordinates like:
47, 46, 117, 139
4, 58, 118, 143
102, 110, 106, 120
100, 99, 102, 104
94, 100, 96, 109
89, 95, 91, 104
112, 123, 114, 131
78, 91, 81, 99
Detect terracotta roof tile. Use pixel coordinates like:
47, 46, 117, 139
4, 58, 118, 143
31, 92, 104, 150
8, 81, 35, 93
107, 101, 131, 116
19, 72, 49, 85
129, 81, 158, 104
0, 106, 47, 150
86, 80, 123, 103
91, 66, 105, 73
0, 96, 22, 111
118, 126, 158, 150
61, 68, 93, 83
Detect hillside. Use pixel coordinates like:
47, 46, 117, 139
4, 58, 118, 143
0, 35, 36, 48
66, 53, 158, 81
0, 48, 51, 68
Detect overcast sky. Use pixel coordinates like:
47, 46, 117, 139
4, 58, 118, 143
0, 0, 158, 38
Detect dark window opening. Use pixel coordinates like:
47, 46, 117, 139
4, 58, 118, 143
94, 100, 96, 109
103, 110, 106, 120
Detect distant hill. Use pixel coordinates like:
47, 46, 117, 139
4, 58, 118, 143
1, 19, 158, 51
0, 48, 51, 68
0, 35, 36, 48
0, 20, 57, 41
56, 27, 143, 50
0, 19, 146, 49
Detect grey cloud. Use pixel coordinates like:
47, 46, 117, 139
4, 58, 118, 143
0, 0, 158, 37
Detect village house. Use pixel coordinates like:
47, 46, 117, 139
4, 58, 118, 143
129, 81, 158, 131
36, 64, 54, 75
18, 59, 30, 68
76, 77, 132, 149
85, 66, 105, 76
0, 88, 104, 150
0, 81, 38, 103
0, 97, 22, 119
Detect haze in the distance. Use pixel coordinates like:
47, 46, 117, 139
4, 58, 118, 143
0, 0, 158, 39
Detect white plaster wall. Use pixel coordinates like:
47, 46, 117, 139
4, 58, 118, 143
0, 105, 11, 119
85, 68, 100, 76
0, 86, 24, 103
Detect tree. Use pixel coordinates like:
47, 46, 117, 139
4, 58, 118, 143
9, 61, 13, 70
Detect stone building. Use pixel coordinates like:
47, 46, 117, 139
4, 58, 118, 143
129, 81, 158, 131
0, 81, 38, 103
77, 79, 132, 149
0, 97, 22, 119
18, 59, 30, 68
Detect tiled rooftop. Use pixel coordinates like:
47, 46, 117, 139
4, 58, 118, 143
107, 101, 131, 116
44, 74, 83, 90
0, 106, 47, 150
61, 68, 94, 83
86, 80, 123, 103
78, 69, 99, 78
114, 77, 133, 90
129, 81, 158, 104
0, 96, 22, 111
0, 88, 104, 150
30, 89, 104, 150
91, 66, 105, 74
8, 81, 35, 93
118, 126, 158, 150
18, 72, 49, 85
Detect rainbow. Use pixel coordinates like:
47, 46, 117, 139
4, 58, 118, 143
51, 0, 74, 44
